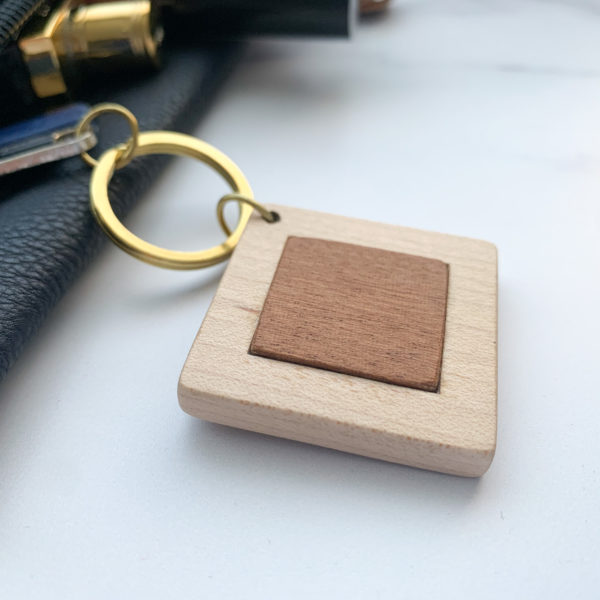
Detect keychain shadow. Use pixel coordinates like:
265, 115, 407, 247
127, 264, 226, 310
185, 419, 481, 509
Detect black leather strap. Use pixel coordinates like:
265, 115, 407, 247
0, 43, 241, 381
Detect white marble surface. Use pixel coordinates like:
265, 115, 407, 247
2, 1, 599, 598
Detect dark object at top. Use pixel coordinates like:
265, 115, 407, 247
161, 0, 356, 37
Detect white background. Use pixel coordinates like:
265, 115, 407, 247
2, 1, 599, 598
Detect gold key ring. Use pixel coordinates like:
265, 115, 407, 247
90, 130, 255, 270
77, 103, 140, 170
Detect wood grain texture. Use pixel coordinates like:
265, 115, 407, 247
250, 237, 449, 392
178, 205, 498, 477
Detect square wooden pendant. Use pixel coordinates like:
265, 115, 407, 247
178, 205, 497, 477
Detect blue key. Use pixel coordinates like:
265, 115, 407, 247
0, 103, 96, 175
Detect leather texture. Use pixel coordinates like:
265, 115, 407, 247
0, 43, 241, 381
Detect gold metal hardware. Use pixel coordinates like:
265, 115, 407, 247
18, 0, 162, 99
80, 103, 277, 269
89, 131, 254, 269
76, 102, 139, 169
217, 193, 279, 237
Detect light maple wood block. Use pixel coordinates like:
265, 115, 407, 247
178, 205, 498, 477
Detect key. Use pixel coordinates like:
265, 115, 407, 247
0, 103, 96, 176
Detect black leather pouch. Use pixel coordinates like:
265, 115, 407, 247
0, 3, 241, 380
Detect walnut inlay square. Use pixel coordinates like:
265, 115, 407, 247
249, 237, 449, 392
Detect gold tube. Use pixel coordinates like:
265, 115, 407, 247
19, 0, 162, 98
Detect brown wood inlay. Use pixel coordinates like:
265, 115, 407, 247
249, 236, 449, 392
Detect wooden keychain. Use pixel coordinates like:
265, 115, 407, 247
78, 104, 498, 477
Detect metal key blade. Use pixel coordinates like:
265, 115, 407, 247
0, 129, 96, 175
0, 104, 96, 176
